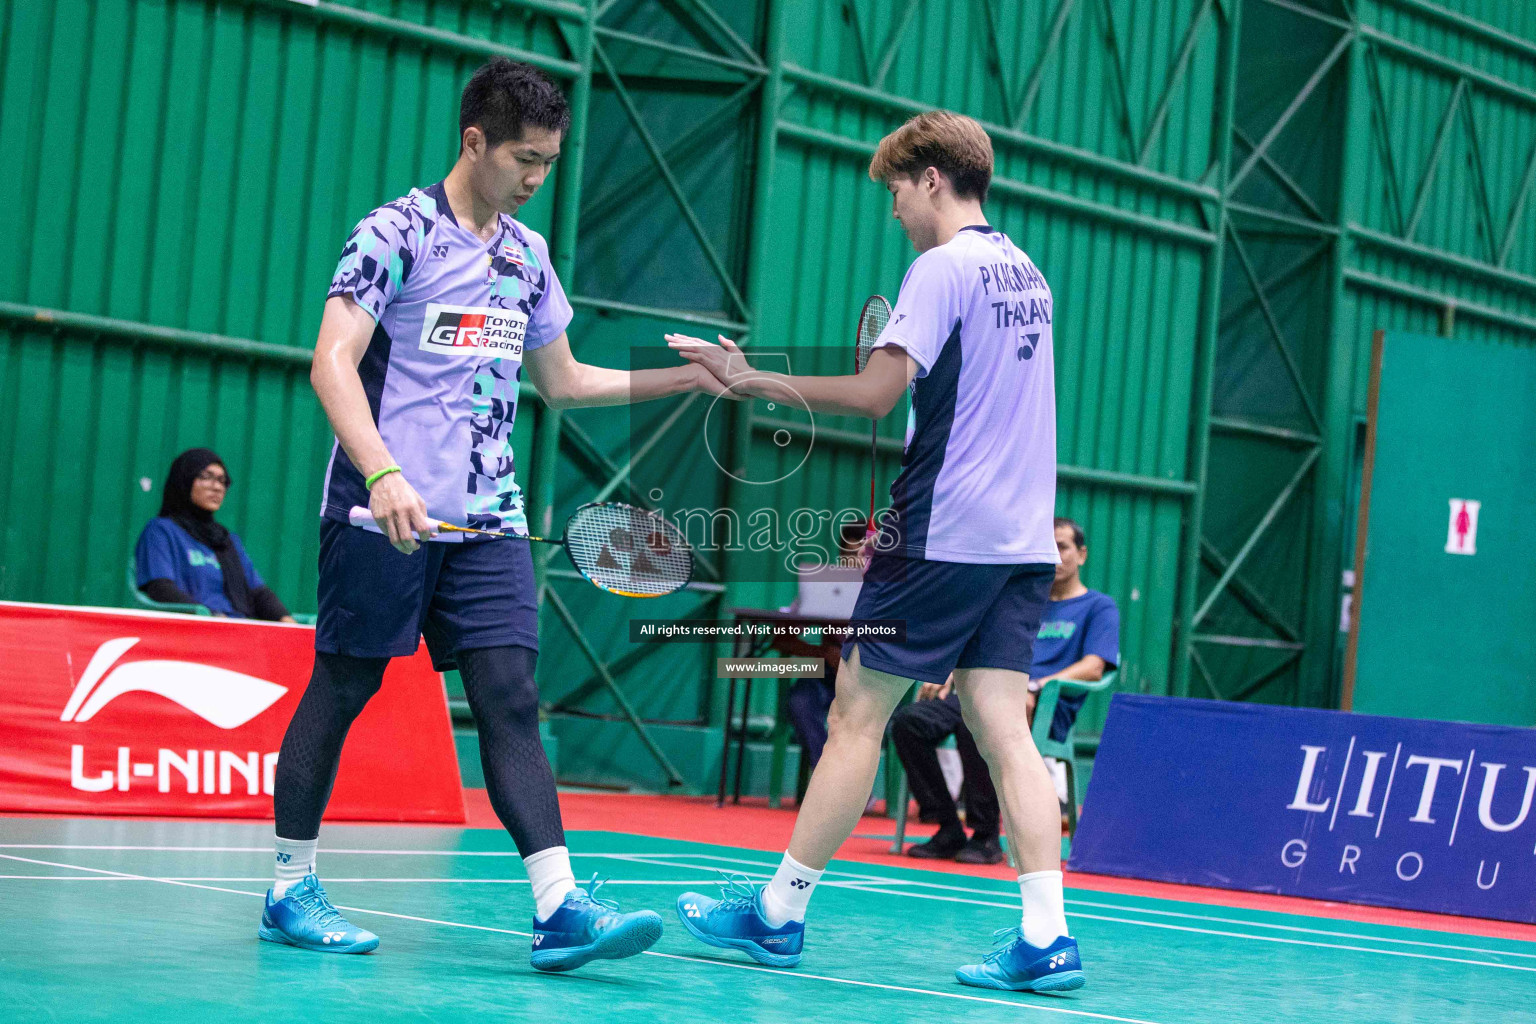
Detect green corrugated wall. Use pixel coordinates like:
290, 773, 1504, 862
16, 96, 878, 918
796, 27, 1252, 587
2, 0, 1532, 790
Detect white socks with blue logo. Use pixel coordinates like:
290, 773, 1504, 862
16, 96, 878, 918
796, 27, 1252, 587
272, 835, 318, 900
1018, 869, 1070, 947
525, 845, 577, 921
761, 851, 824, 927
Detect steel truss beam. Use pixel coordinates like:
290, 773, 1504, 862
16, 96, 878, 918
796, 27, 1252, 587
1226, 224, 1323, 431
1193, 447, 1321, 627
1227, 30, 1353, 197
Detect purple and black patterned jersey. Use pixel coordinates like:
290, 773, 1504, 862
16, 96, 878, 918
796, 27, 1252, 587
321, 181, 572, 535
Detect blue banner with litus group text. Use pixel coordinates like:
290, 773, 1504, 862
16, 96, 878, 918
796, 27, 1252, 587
1069, 695, 1536, 924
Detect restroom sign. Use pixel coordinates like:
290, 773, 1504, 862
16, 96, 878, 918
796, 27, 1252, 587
1445, 499, 1480, 555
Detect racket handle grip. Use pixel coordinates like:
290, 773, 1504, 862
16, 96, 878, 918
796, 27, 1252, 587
347, 505, 441, 539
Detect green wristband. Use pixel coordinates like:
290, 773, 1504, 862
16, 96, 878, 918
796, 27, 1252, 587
365, 465, 402, 490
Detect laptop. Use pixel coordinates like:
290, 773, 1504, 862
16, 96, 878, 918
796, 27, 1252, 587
794, 563, 863, 619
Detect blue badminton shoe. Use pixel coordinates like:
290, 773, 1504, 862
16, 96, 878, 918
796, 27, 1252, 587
258, 874, 379, 953
675, 875, 804, 967
531, 876, 663, 972
955, 928, 1084, 992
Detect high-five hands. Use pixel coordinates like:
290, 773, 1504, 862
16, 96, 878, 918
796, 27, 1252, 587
668, 333, 748, 395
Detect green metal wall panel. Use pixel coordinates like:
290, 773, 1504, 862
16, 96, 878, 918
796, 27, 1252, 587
1200, 0, 1536, 713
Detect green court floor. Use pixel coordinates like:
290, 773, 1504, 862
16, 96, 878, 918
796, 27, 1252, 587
1, 818, 1532, 1023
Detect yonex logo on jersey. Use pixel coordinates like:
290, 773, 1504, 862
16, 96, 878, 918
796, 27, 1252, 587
419, 303, 528, 358
1017, 330, 1041, 362
430, 243, 450, 258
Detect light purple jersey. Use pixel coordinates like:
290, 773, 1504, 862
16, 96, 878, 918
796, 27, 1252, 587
871, 225, 1058, 565
321, 182, 572, 536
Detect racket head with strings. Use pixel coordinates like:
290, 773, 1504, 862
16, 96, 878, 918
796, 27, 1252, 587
855, 294, 891, 373
560, 501, 694, 598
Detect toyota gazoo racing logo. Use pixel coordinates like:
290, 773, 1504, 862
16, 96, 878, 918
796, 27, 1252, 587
419, 303, 527, 358
62, 637, 288, 797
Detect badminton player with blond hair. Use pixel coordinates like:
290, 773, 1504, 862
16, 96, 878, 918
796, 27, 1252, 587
667, 109, 1081, 993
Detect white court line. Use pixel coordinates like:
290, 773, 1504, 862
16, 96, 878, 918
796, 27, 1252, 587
9, 844, 1534, 963
0, 853, 1161, 1024
0, 845, 528, 856
0, 876, 738, 885
609, 851, 1536, 961
822, 880, 1536, 974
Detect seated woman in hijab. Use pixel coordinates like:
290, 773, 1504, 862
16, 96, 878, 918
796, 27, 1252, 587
134, 448, 295, 621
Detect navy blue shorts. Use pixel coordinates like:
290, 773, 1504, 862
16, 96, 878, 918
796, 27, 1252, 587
315, 518, 539, 671
840, 555, 1055, 684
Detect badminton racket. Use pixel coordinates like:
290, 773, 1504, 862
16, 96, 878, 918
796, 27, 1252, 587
348, 501, 693, 598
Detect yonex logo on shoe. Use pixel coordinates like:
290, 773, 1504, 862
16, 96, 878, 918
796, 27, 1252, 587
533, 935, 544, 946
322, 932, 346, 945
684, 902, 700, 917
1047, 953, 1070, 969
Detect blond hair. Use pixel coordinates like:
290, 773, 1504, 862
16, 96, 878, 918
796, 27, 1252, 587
868, 110, 993, 201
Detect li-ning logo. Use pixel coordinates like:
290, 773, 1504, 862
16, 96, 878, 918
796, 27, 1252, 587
418, 303, 527, 358
60, 638, 288, 730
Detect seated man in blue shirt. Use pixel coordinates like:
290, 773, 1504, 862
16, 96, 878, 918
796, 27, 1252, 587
891, 516, 1118, 863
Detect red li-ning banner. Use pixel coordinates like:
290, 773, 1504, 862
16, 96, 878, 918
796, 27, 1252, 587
0, 602, 464, 823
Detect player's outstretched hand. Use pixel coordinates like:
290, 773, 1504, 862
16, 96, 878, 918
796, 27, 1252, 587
369, 472, 434, 554
667, 333, 745, 391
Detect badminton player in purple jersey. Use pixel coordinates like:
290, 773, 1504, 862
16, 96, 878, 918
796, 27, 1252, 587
668, 111, 1084, 993
260, 60, 732, 969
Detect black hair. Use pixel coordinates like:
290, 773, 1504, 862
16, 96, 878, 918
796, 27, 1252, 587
1054, 516, 1086, 550
459, 58, 571, 149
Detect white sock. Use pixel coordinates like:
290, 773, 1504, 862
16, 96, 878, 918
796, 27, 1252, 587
273, 835, 318, 899
525, 846, 577, 921
1018, 869, 1069, 947
760, 852, 824, 927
